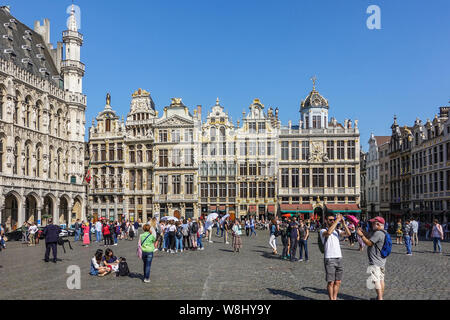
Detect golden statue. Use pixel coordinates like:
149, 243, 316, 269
106, 93, 111, 105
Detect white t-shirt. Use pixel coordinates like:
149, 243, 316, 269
320, 229, 343, 259
29, 225, 38, 235
95, 222, 102, 232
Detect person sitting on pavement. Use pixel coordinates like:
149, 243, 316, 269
90, 249, 111, 277
102, 248, 120, 273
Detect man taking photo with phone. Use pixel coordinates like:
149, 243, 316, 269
320, 214, 351, 300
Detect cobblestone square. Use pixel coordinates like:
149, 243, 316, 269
0, 229, 448, 300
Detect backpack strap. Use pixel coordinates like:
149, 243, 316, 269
140, 233, 151, 246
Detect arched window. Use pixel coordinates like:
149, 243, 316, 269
57, 151, 61, 180
25, 97, 32, 127
36, 101, 42, 131
13, 141, 19, 175
0, 86, 4, 120
210, 127, 216, 141
220, 127, 226, 141
105, 119, 111, 132
36, 147, 41, 178
48, 106, 54, 135
49, 148, 53, 179
0, 138, 3, 173
25, 144, 30, 176
13, 94, 19, 124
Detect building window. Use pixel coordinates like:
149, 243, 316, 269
240, 183, 248, 198
267, 142, 274, 156
185, 129, 193, 142
302, 168, 310, 188
347, 141, 355, 159
117, 144, 123, 161
327, 168, 335, 187
292, 168, 299, 188
210, 162, 217, 176
313, 168, 324, 187
327, 141, 334, 160
348, 167, 356, 187
184, 174, 194, 194
281, 141, 289, 160
249, 122, 256, 133
292, 141, 299, 160
184, 148, 194, 166
240, 163, 247, 176
172, 149, 181, 167
172, 129, 180, 143
302, 141, 310, 160
130, 170, 136, 190
201, 183, 208, 197
258, 122, 266, 133
249, 163, 257, 175
172, 175, 181, 194
159, 130, 168, 142
337, 141, 345, 160
312, 116, 321, 129
210, 183, 217, 197
249, 182, 257, 198
101, 144, 106, 161
337, 168, 345, 187
268, 182, 275, 198
281, 168, 289, 188
159, 175, 168, 194
258, 182, 266, 198
228, 183, 236, 197
159, 149, 168, 167
219, 183, 227, 197
258, 141, 266, 156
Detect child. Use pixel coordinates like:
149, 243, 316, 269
90, 249, 110, 277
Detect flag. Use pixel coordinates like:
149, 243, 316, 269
84, 155, 93, 184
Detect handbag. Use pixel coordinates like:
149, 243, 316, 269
137, 233, 151, 259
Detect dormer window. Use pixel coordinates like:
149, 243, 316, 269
2, 34, 12, 41
21, 44, 31, 51
36, 53, 45, 61
3, 22, 12, 29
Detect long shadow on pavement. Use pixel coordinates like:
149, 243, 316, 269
253, 250, 281, 260
267, 288, 313, 300
301, 287, 364, 300
218, 249, 234, 253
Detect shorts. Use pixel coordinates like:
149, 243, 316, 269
324, 258, 343, 283
367, 265, 385, 289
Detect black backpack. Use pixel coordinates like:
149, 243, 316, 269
190, 222, 198, 234
117, 259, 130, 277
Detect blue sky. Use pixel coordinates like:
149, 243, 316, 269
7, 0, 450, 149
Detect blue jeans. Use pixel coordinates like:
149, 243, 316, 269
299, 239, 308, 260
163, 233, 169, 250
113, 233, 118, 244
250, 226, 256, 236
96, 231, 102, 242
74, 229, 81, 241
433, 237, 442, 253
176, 237, 183, 251
142, 251, 153, 280
197, 234, 203, 248
404, 235, 412, 254
216, 223, 220, 235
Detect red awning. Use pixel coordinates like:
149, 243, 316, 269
280, 204, 313, 213
326, 204, 361, 213
209, 205, 217, 211
248, 205, 257, 213
267, 205, 275, 213
219, 205, 226, 211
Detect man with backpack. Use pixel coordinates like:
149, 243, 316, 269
319, 214, 351, 300
189, 219, 199, 250
357, 216, 391, 300
403, 219, 414, 256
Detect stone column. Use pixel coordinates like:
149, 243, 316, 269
106, 196, 110, 221
37, 206, 42, 226
114, 196, 118, 222
20, 198, 26, 226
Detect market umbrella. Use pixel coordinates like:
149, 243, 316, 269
207, 213, 219, 221
160, 216, 179, 222
220, 214, 230, 222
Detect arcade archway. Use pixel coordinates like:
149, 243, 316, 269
3, 193, 19, 232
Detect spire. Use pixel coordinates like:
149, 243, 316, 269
68, 2, 78, 31
216, 97, 220, 105
311, 75, 317, 92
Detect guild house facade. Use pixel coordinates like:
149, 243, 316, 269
88, 81, 361, 223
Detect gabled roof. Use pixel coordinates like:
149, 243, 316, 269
0, 7, 60, 85
375, 136, 390, 146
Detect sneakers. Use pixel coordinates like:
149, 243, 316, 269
113, 243, 118, 246
143, 279, 151, 283
154, 248, 158, 252
199, 247, 204, 251
226, 242, 230, 244
209, 241, 213, 243
298, 259, 304, 262
406, 253, 412, 256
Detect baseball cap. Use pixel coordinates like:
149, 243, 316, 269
369, 216, 385, 224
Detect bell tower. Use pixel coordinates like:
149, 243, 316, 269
61, 3, 84, 93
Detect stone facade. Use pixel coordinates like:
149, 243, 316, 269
0, 6, 87, 231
